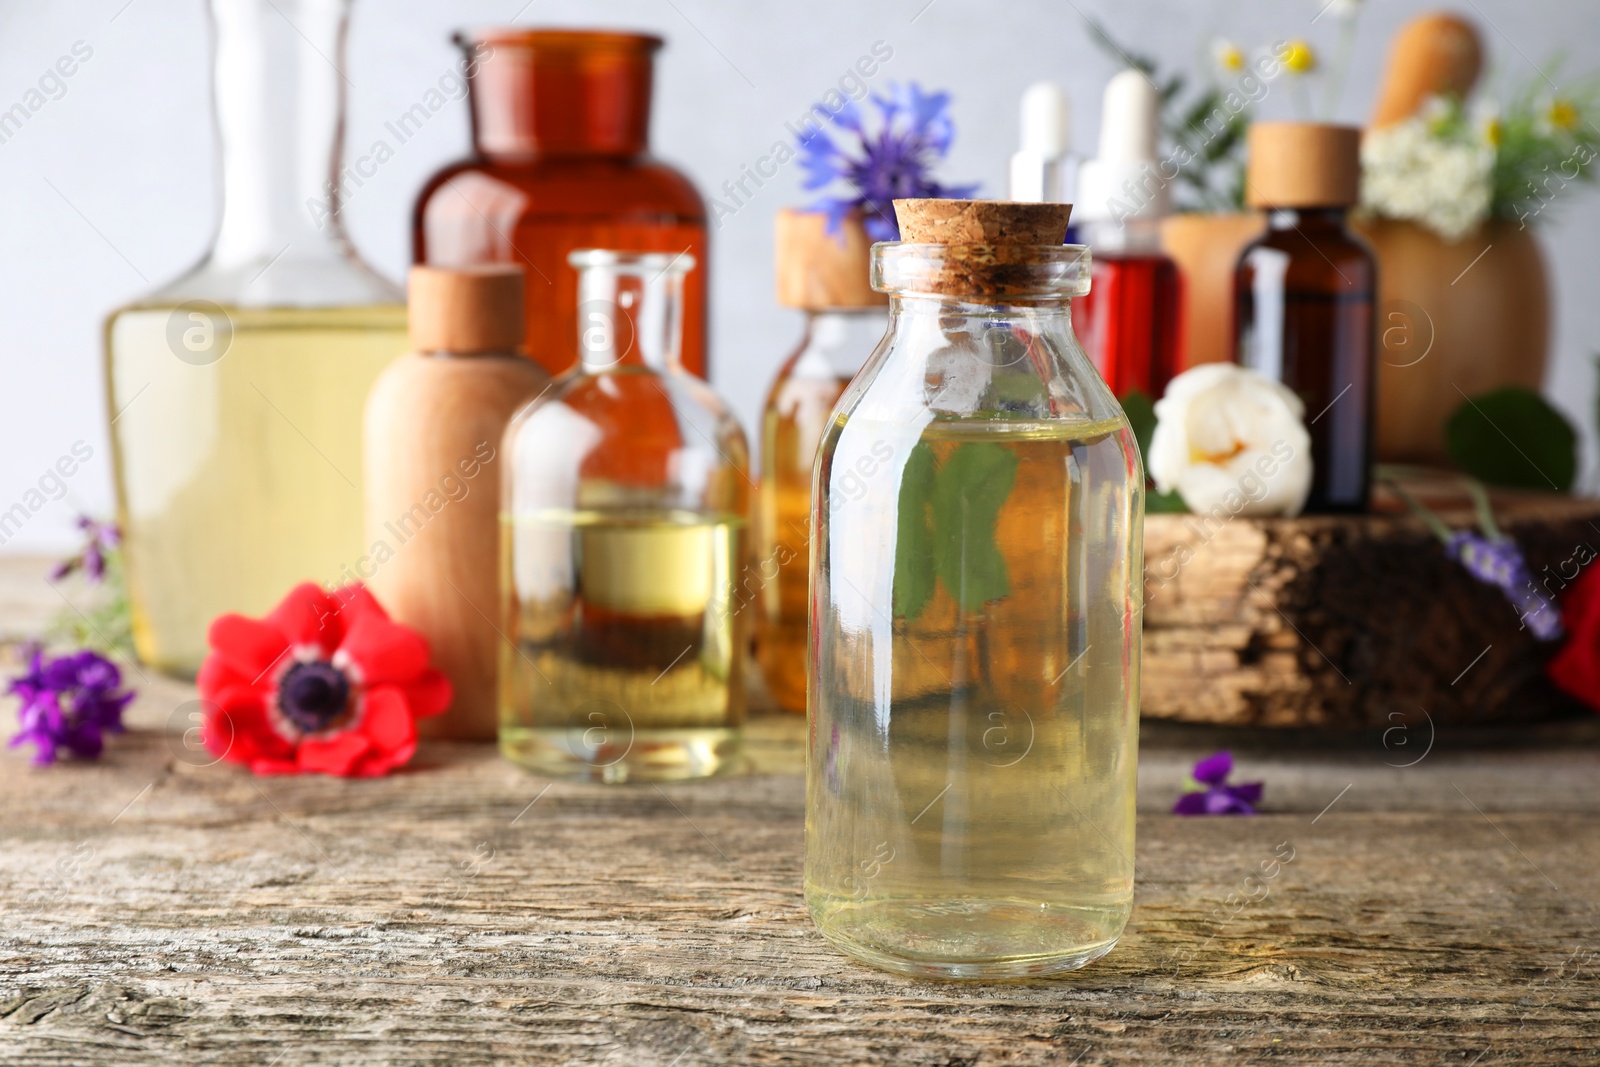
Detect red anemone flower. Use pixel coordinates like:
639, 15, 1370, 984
197, 583, 451, 776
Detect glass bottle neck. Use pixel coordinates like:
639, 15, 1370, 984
465, 33, 657, 160
798, 307, 890, 378
575, 263, 688, 374
1265, 207, 1350, 232
1083, 217, 1163, 255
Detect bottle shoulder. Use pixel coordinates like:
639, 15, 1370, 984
415, 155, 707, 222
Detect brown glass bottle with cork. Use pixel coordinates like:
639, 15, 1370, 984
756, 209, 888, 713
1234, 123, 1377, 512
363, 266, 549, 739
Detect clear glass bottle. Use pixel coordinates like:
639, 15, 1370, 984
105, 0, 405, 676
501, 250, 748, 782
757, 208, 887, 713
414, 31, 710, 380
806, 200, 1143, 979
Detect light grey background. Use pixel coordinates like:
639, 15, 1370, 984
3, 0, 1597, 551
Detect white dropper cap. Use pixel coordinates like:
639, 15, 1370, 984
1075, 68, 1168, 222
1008, 81, 1075, 203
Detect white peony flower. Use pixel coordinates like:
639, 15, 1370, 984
1148, 364, 1314, 518
1360, 113, 1494, 240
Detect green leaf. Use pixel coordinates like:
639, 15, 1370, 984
892, 441, 938, 620
1119, 388, 1157, 460
930, 442, 1018, 613
1445, 387, 1577, 492
1146, 488, 1188, 513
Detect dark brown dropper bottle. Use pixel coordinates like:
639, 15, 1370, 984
1234, 123, 1377, 512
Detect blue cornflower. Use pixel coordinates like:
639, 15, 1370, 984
796, 81, 980, 242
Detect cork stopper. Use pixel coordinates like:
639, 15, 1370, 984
774, 208, 885, 310
880, 199, 1080, 300
893, 199, 1073, 245
1245, 123, 1361, 209
408, 265, 525, 353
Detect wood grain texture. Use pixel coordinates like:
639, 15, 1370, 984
2, 719, 1598, 1067
1142, 492, 1599, 728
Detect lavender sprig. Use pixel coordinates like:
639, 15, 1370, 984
797, 81, 980, 241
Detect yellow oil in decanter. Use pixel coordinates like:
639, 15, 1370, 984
106, 303, 407, 675
499, 508, 747, 782
806, 414, 1142, 977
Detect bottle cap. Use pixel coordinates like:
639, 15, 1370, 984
774, 208, 885, 310
1245, 122, 1362, 208
1075, 69, 1167, 222
1009, 82, 1074, 203
407, 265, 526, 353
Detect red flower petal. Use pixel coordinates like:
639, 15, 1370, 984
249, 757, 301, 775
339, 609, 432, 687
206, 614, 290, 685
334, 583, 391, 622
402, 670, 454, 720
359, 686, 417, 755
266, 582, 347, 655
352, 740, 416, 778
296, 731, 372, 776
196, 653, 250, 700
1548, 565, 1600, 713
203, 690, 293, 765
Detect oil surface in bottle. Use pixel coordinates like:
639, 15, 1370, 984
500, 508, 747, 782
106, 304, 407, 674
807, 413, 1141, 978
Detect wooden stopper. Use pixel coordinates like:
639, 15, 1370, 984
1370, 13, 1483, 129
893, 198, 1073, 245
408, 265, 525, 353
1245, 123, 1361, 209
774, 208, 884, 310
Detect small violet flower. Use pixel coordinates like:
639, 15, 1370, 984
1173, 751, 1263, 816
1447, 532, 1562, 642
7, 646, 135, 765
796, 81, 980, 242
51, 515, 122, 584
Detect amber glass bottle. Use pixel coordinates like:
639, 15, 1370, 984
1235, 123, 1376, 512
413, 30, 708, 379
757, 210, 887, 713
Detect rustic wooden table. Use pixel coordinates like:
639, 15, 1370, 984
2, 558, 1598, 1065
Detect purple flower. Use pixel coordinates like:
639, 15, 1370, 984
796, 81, 980, 242
51, 515, 122, 584
1447, 532, 1562, 642
1173, 751, 1263, 816
7, 646, 134, 765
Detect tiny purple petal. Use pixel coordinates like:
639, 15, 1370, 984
6, 648, 134, 764
1191, 750, 1233, 785
1172, 792, 1209, 816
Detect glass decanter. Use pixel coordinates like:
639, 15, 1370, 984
500, 250, 748, 782
104, 0, 405, 675
414, 30, 709, 379
806, 200, 1144, 978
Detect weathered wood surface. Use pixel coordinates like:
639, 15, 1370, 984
2, 558, 1599, 1065
1142, 488, 1600, 729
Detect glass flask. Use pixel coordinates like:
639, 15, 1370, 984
806, 199, 1144, 979
757, 208, 887, 713
500, 250, 748, 782
105, 0, 405, 676
414, 30, 709, 380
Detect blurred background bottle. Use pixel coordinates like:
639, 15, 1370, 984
1074, 69, 1184, 401
756, 209, 887, 713
500, 251, 747, 782
105, 0, 405, 675
413, 30, 709, 379
1235, 123, 1376, 512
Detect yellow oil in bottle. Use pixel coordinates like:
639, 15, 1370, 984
806, 414, 1142, 978
105, 304, 407, 675
500, 508, 747, 782
757, 371, 847, 712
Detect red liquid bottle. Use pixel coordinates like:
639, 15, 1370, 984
413, 31, 709, 379
1235, 124, 1376, 513
1074, 71, 1184, 400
